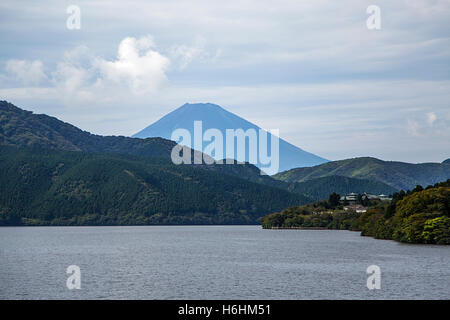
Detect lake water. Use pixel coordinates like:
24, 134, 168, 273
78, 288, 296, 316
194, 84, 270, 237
0, 226, 449, 299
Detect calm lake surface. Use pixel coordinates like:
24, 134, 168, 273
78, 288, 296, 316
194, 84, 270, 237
0, 226, 449, 299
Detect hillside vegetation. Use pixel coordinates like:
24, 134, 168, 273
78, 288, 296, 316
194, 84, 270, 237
360, 181, 450, 244
274, 157, 450, 191
0, 146, 311, 226
285, 175, 397, 201
262, 180, 450, 244
261, 192, 374, 232
0, 100, 175, 158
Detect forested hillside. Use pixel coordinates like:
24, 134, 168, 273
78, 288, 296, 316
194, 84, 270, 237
286, 175, 397, 201
0, 100, 175, 158
0, 146, 311, 226
262, 180, 450, 244
359, 181, 450, 244
274, 157, 450, 191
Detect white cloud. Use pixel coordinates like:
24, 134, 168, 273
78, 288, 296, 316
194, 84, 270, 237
407, 119, 421, 136
8, 36, 173, 105
169, 36, 211, 70
53, 60, 91, 94
426, 112, 437, 125
52, 62, 97, 104
5, 59, 47, 85
96, 36, 170, 94
49, 45, 100, 104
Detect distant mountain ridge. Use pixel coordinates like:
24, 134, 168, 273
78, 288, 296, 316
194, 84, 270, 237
133, 102, 328, 173
286, 175, 398, 201
274, 157, 450, 191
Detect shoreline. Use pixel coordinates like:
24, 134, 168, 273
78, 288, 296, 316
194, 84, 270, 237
268, 226, 329, 230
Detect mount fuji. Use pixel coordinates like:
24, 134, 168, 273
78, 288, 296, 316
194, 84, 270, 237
132, 103, 328, 173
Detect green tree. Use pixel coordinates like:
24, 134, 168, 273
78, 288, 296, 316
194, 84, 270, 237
328, 192, 341, 208
422, 217, 450, 244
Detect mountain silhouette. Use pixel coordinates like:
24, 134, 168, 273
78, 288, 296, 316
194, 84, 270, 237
133, 103, 328, 173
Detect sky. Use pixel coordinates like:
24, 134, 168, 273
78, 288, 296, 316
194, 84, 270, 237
0, 0, 449, 163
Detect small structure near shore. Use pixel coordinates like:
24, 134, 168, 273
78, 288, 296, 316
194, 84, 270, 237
343, 204, 367, 213
340, 193, 392, 203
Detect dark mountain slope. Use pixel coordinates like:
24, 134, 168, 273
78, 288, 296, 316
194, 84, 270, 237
0, 100, 175, 158
0, 146, 312, 226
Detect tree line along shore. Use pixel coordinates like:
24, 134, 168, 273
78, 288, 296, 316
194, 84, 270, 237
261, 180, 450, 245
